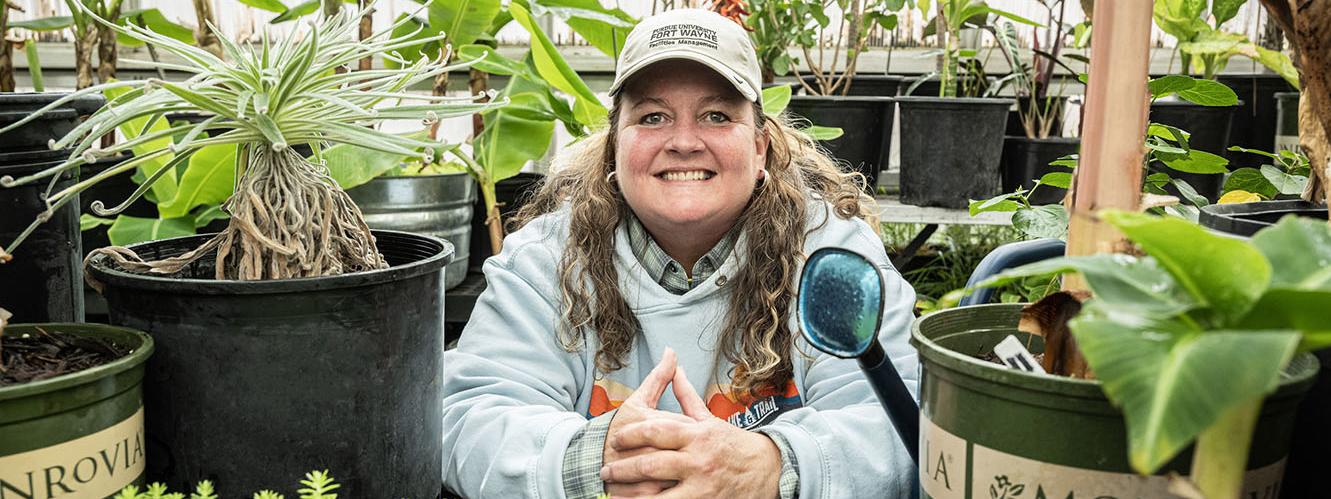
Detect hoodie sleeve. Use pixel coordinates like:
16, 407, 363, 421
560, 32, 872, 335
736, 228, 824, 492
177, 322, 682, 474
441, 234, 590, 499
756, 213, 920, 499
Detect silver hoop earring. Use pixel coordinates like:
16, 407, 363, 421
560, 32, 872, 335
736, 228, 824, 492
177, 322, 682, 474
606, 170, 618, 189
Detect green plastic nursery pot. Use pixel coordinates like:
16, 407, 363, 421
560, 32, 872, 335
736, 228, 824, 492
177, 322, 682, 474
913, 304, 1317, 499
0, 323, 153, 498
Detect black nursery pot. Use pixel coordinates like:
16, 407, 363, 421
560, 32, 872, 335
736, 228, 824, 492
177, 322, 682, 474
0, 149, 83, 323
1217, 73, 1296, 158
785, 95, 895, 189
1000, 136, 1080, 205
897, 96, 1013, 208
1198, 200, 1330, 499
86, 230, 452, 498
469, 172, 545, 270
798, 75, 904, 96
0, 93, 104, 153
1148, 99, 1240, 201
1004, 96, 1068, 137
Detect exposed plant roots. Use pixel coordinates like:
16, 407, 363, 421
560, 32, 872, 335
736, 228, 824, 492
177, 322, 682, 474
85, 146, 387, 287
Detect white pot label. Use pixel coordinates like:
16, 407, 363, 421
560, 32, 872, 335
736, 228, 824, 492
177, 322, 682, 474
0, 407, 145, 499
921, 416, 1285, 499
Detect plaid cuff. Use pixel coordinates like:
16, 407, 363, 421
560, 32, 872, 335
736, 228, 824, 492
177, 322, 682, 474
562, 409, 616, 499
758, 429, 801, 499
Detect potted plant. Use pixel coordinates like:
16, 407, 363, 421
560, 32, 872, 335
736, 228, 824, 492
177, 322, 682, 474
0, 307, 156, 498
1150, 0, 1300, 200
913, 211, 1327, 499
896, 0, 1036, 208
0, 5, 497, 495
989, 2, 1082, 205
116, 470, 340, 499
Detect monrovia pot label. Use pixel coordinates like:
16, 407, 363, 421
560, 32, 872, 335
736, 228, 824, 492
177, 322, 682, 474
0, 407, 144, 498
921, 417, 1284, 499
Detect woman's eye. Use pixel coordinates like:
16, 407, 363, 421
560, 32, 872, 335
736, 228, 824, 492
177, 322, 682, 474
705, 111, 731, 123
640, 113, 666, 125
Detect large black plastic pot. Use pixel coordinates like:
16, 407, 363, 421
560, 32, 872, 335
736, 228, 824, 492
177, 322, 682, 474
797, 75, 904, 96
897, 96, 1013, 208
0, 149, 83, 323
0, 93, 104, 153
785, 95, 895, 189
1274, 92, 1300, 152
1149, 99, 1240, 201
86, 230, 452, 498
914, 304, 1317, 498
1197, 200, 1330, 499
469, 172, 544, 270
1000, 136, 1080, 205
1218, 73, 1296, 159
348, 172, 475, 290
0, 323, 153, 497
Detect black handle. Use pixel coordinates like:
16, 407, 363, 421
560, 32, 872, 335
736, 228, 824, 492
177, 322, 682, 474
858, 341, 919, 465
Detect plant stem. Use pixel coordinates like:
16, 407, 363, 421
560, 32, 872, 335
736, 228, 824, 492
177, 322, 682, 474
1191, 397, 1262, 499
25, 40, 43, 92
0, 3, 13, 92
481, 181, 503, 255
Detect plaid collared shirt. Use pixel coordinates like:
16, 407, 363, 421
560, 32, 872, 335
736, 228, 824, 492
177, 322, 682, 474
560, 217, 800, 499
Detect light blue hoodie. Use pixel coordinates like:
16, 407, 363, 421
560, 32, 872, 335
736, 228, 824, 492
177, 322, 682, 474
441, 202, 919, 498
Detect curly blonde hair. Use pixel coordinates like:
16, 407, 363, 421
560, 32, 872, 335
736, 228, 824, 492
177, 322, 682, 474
512, 97, 878, 396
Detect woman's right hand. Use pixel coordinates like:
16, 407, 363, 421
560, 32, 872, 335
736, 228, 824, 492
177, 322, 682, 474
602, 348, 699, 497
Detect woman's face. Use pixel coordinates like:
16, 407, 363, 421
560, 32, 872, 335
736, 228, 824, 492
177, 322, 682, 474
615, 60, 768, 236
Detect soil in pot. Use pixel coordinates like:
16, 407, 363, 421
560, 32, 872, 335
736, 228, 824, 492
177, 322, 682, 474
785, 95, 895, 190
0, 149, 84, 323
897, 96, 1013, 208
1149, 98, 1241, 201
0, 323, 154, 498
1000, 136, 1080, 205
86, 230, 451, 499
913, 304, 1316, 499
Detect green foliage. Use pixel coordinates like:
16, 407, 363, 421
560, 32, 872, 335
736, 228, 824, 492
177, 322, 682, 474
748, 0, 907, 94
1152, 0, 1299, 86
761, 85, 844, 140
1221, 147, 1310, 201
118, 471, 339, 499
881, 224, 1041, 314
978, 211, 1331, 477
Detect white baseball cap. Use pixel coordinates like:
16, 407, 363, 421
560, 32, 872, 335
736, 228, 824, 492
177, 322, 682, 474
609, 9, 763, 103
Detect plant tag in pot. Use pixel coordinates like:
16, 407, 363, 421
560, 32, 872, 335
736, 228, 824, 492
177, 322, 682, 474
994, 334, 1045, 374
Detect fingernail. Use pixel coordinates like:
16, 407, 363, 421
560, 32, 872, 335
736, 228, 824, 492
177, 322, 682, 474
599, 466, 609, 480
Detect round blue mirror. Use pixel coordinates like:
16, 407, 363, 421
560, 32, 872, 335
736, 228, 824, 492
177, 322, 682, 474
797, 247, 885, 358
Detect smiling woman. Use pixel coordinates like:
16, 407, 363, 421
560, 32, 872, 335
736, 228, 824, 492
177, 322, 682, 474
440, 8, 921, 499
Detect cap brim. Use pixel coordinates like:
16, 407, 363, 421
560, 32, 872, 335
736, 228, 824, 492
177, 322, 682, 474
609, 49, 759, 103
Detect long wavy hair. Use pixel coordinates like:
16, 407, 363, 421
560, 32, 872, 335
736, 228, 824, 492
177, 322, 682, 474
511, 95, 878, 397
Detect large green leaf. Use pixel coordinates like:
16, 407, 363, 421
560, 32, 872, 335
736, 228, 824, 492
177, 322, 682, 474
1176, 79, 1239, 107
117, 8, 195, 47
238, 0, 289, 13
1250, 216, 1331, 290
1102, 211, 1270, 324
103, 85, 178, 207
535, 0, 636, 59
1011, 204, 1068, 239
432, 0, 502, 50
271, 0, 320, 23
158, 145, 237, 218
1152, 0, 1206, 41
107, 215, 198, 246
1148, 75, 1195, 98
1234, 290, 1331, 351
1073, 305, 1299, 474
1223, 168, 1278, 199
978, 253, 1196, 316
510, 2, 607, 126
762, 85, 793, 116
1259, 164, 1306, 195
1210, 0, 1245, 27
383, 13, 440, 69
476, 91, 556, 184
1160, 149, 1229, 174
805, 126, 843, 141
324, 141, 416, 190
9, 16, 75, 31
457, 44, 532, 77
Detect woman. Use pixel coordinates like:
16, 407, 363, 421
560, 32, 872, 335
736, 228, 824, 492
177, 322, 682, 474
441, 8, 918, 498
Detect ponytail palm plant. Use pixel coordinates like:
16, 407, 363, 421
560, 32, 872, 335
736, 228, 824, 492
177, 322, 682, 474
0, 3, 498, 280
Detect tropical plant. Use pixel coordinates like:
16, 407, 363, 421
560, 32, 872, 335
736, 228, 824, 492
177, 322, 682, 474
115, 470, 341, 499
751, 0, 903, 95
917, 0, 1040, 97
1153, 0, 1298, 87
969, 74, 1240, 238
977, 210, 1331, 498
1219, 146, 1310, 203
988, 0, 1084, 139
0, 3, 497, 279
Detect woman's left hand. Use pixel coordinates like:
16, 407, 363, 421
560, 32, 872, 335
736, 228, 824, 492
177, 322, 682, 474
599, 370, 783, 499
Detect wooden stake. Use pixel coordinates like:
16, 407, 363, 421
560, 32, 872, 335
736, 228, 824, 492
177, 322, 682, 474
1059, 0, 1153, 377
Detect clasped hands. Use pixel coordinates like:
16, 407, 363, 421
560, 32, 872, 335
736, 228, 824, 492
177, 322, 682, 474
600, 348, 783, 499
